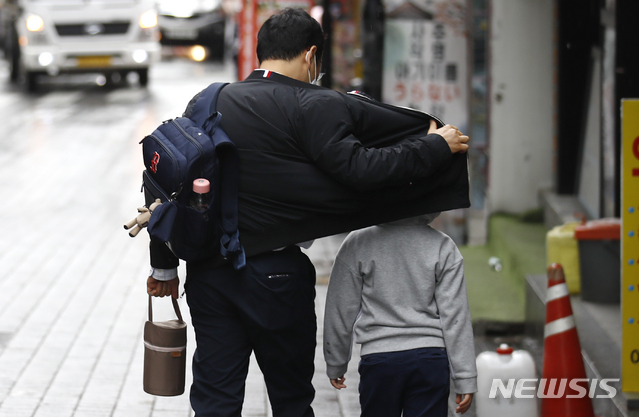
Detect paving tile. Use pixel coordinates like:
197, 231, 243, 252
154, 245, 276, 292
0, 396, 41, 417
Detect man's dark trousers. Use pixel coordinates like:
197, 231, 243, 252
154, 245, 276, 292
358, 347, 450, 417
186, 246, 317, 417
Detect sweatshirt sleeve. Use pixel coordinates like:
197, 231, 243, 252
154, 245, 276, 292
298, 95, 453, 191
435, 251, 478, 394
323, 251, 363, 379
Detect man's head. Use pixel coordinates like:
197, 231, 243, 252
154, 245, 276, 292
257, 8, 324, 63
257, 8, 324, 83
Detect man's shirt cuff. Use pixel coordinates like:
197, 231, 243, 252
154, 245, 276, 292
150, 267, 178, 281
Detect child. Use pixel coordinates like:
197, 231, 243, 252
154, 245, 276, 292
323, 213, 477, 416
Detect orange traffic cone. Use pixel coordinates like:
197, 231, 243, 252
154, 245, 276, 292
540, 263, 595, 416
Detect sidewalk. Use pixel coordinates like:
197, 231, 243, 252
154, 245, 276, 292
0, 227, 359, 417
0, 227, 472, 417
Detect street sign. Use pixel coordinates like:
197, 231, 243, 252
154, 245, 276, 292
382, 0, 468, 131
622, 99, 639, 393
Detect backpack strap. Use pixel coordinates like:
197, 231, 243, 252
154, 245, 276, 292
217, 143, 246, 270
189, 82, 229, 129
191, 83, 246, 270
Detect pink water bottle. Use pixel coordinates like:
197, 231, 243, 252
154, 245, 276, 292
190, 178, 210, 211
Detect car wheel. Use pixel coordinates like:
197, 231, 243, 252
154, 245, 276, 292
16, 49, 40, 93
8, 29, 20, 82
24, 71, 39, 93
137, 68, 149, 87
104, 72, 124, 88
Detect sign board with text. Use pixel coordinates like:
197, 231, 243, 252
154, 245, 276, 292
622, 99, 639, 393
382, 0, 468, 130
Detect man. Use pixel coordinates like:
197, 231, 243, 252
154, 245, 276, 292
147, 7, 469, 417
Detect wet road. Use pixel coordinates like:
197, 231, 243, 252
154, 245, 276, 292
0, 58, 240, 417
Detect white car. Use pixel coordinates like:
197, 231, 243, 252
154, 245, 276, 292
2, 0, 161, 91
157, 0, 227, 61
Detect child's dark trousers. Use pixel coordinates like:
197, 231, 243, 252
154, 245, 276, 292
358, 347, 450, 417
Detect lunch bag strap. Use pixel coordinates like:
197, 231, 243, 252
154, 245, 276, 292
148, 295, 184, 323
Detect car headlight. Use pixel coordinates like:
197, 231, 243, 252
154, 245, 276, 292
139, 10, 158, 29
132, 49, 149, 63
26, 14, 45, 32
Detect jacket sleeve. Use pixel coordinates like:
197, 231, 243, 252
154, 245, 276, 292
434, 244, 478, 394
149, 236, 180, 269
297, 94, 453, 191
143, 181, 180, 270
323, 245, 363, 379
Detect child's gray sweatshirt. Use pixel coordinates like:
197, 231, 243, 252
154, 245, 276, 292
323, 215, 478, 394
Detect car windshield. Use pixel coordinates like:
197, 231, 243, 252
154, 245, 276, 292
158, 0, 221, 15
27, 0, 139, 3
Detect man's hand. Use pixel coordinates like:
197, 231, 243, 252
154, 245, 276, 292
330, 376, 347, 390
428, 120, 470, 154
455, 393, 473, 414
147, 276, 180, 299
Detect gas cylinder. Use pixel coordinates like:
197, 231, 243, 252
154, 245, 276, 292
475, 344, 538, 417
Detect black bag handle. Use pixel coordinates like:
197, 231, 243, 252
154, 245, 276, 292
148, 295, 183, 323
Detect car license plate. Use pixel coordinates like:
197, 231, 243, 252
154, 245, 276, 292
165, 27, 198, 40
77, 56, 112, 68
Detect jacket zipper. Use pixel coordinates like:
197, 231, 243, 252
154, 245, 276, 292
346, 91, 445, 126
377, 101, 445, 126
171, 119, 204, 155
143, 170, 170, 201
267, 273, 292, 279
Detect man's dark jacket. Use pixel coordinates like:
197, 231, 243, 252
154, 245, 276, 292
151, 70, 469, 269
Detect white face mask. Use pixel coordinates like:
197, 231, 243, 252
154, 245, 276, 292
306, 50, 319, 85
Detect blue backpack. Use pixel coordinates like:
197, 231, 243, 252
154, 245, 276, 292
141, 82, 245, 269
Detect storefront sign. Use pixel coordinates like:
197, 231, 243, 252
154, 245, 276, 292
382, 0, 468, 129
622, 99, 639, 392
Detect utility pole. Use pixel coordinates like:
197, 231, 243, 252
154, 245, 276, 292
321, 0, 333, 89
362, 0, 385, 100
